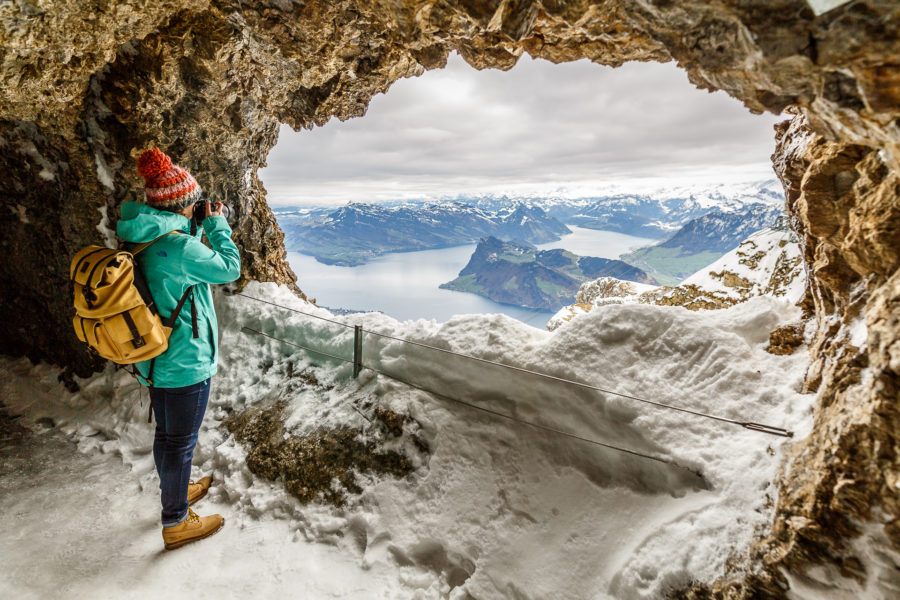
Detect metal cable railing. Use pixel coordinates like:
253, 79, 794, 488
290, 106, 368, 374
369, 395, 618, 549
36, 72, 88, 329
241, 324, 699, 476
363, 367, 699, 473
234, 292, 794, 439
241, 326, 354, 364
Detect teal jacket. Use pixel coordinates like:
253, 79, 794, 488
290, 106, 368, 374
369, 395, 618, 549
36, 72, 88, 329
116, 202, 241, 388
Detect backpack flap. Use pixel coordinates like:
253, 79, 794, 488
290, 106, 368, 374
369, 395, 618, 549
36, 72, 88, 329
70, 245, 109, 281
71, 232, 180, 367
72, 249, 144, 319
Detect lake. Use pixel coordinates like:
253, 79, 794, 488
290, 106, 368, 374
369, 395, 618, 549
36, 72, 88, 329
287, 226, 656, 326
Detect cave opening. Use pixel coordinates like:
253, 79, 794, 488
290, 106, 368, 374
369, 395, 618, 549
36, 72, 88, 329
259, 52, 786, 325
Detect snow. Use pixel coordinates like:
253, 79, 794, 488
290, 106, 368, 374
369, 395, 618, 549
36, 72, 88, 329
19, 140, 57, 181
680, 226, 805, 304
96, 204, 118, 249
551, 225, 805, 334
849, 316, 867, 348
0, 426, 403, 600
548, 278, 660, 330
807, 0, 852, 16
1, 282, 817, 599
94, 151, 116, 190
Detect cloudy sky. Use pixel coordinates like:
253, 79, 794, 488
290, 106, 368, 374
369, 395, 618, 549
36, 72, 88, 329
260, 52, 785, 205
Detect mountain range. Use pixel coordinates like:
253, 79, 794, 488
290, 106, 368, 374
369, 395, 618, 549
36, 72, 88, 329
272, 180, 785, 294
449, 179, 785, 238
277, 202, 570, 266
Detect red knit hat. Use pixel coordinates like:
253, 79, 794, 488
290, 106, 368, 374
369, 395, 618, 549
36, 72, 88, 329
137, 148, 202, 211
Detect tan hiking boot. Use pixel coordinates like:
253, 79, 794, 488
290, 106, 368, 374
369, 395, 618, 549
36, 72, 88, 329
187, 476, 212, 505
162, 508, 225, 550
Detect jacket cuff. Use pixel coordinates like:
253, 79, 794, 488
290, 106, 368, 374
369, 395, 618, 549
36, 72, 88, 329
202, 214, 231, 234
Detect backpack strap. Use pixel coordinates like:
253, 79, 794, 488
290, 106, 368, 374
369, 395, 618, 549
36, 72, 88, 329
165, 285, 197, 331
128, 231, 197, 423
189, 287, 199, 339
131, 231, 180, 256
142, 283, 196, 422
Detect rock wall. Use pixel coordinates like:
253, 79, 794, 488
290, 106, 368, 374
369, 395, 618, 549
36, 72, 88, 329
1, 0, 899, 594
758, 113, 900, 592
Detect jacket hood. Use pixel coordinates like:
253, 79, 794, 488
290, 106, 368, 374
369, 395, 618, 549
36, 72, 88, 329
116, 201, 193, 243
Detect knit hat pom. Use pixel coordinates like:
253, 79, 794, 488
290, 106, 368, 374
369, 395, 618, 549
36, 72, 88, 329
137, 148, 173, 181
138, 149, 200, 210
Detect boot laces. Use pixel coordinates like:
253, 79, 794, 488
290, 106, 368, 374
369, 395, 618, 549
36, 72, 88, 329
186, 508, 200, 524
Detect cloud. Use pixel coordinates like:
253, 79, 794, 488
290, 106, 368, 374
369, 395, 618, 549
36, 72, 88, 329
260, 53, 785, 205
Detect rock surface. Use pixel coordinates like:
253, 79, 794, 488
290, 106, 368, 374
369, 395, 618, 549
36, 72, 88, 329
755, 113, 900, 595
1, 1, 899, 596
223, 399, 424, 507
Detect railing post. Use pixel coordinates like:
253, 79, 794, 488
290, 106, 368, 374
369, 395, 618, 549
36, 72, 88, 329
353, 325, 363, 378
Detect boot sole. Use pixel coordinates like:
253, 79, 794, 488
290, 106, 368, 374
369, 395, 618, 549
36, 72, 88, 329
164, 518, 225, 551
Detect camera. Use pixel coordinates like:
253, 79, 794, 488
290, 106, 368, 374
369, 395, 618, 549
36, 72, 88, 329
193, 199, 234, 226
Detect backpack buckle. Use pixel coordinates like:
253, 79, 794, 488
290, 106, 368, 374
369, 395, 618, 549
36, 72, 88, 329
82, 288, 97, 306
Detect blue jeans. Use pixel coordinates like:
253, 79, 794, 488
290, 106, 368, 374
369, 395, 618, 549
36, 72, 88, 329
150, 378, 211, 528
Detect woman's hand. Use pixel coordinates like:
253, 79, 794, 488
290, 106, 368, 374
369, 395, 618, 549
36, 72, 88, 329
208, 201, 225, 217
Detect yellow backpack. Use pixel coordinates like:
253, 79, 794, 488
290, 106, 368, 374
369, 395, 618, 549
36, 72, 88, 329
70, 232, 190, 369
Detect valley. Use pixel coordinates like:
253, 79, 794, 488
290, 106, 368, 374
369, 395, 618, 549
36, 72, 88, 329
618, 205, 784, 285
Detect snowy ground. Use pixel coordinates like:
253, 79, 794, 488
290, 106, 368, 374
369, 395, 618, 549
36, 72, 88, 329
1, 282, 818, 599
678, 226, 805, 305
0, 427, 400, 600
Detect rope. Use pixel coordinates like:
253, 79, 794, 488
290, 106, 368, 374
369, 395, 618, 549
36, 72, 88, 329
241, 325, 703, 478
235, 293, 793, 437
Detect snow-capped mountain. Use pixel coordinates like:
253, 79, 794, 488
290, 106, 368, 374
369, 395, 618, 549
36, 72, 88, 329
618, 203, 785, 285
450, 179, 785, 238
275, 202, 570, 266
450, 178, 784, 207
653, 204, 784, 254
674, 218, 805, 306
272, 179, 785, 270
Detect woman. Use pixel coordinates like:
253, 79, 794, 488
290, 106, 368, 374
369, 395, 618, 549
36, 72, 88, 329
116, 148, 241, 550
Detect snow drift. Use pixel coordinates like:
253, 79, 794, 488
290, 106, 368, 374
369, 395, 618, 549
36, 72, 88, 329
0, 281, 814, 599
